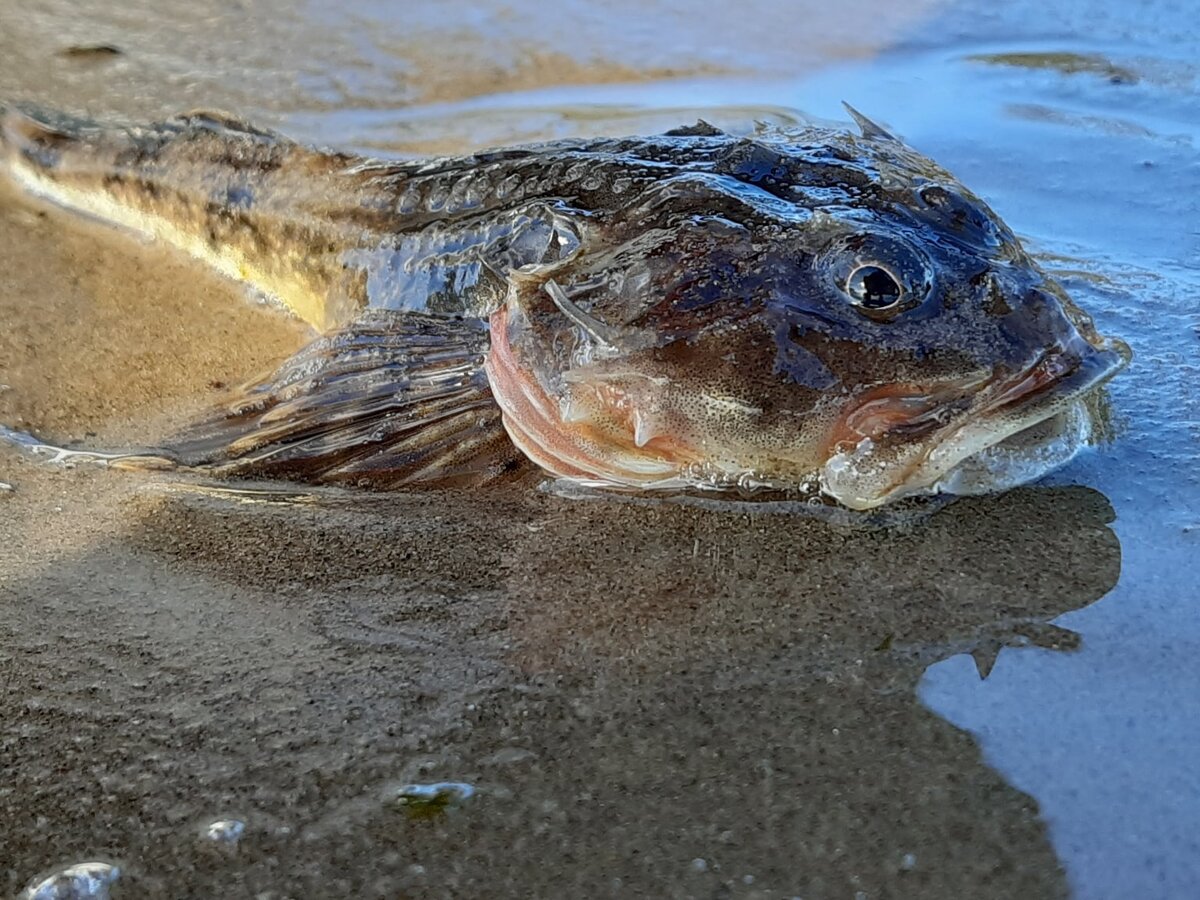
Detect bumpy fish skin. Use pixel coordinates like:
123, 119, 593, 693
0, 105, 1129, 507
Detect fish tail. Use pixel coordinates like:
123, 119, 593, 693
0, 102, 273, 199
0, 103, 96, 176
0, 104, 373, 329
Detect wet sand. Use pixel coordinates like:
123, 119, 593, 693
0, 457, 1117, 896
0, 1, 1130, 896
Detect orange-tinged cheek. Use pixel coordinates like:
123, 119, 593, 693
564, 380, 685, 454
485, 306, 696, 484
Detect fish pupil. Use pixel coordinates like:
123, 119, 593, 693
848, 265, 902, 309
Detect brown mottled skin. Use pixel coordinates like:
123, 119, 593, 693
0, 105, 1129, 507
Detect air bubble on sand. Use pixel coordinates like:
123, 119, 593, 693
202, 818, 246, 846
21, 861, 121, 900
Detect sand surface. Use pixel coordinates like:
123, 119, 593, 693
0, 1, 1157, 896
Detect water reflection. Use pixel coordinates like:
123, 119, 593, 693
9, 482, 1112, 895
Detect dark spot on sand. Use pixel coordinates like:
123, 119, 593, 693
59, 44, 123, 59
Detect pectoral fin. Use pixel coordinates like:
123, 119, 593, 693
171, 310, 529, 488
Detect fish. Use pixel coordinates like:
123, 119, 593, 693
0, 102, 1130, 510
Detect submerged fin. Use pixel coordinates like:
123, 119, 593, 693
0, 424, 176, 470
0, 311, 531, 489
170, 310, 529, 488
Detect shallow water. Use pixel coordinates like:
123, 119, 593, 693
1, 0, 1197, 897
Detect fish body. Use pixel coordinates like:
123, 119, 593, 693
0, 104, 1129, 509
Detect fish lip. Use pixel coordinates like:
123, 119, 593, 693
832, 338, 1129, 448
823, 336, 1130, 508
983, 337, 1129, 419
953, 336, 1130, 454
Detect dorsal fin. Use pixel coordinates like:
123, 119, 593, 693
841, 102, 899, 142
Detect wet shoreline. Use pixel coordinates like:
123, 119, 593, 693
3, 0, 1199, 896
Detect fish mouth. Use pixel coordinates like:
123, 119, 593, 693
488, 302, 1130, 506
820, 337, 1131, 510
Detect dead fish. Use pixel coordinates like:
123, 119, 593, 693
0, 103, 1129, 509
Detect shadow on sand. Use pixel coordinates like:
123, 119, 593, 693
2, 481, 1118, 897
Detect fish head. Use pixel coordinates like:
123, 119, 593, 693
485, 122, 1130, 507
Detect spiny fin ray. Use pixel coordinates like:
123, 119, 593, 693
0, 311, 530, 490
171, 310, 529, 487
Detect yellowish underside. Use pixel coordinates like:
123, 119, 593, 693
4, 160, 328, 330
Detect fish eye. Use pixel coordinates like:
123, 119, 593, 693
819, 231, 933, 321
845, 265, 903, 310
